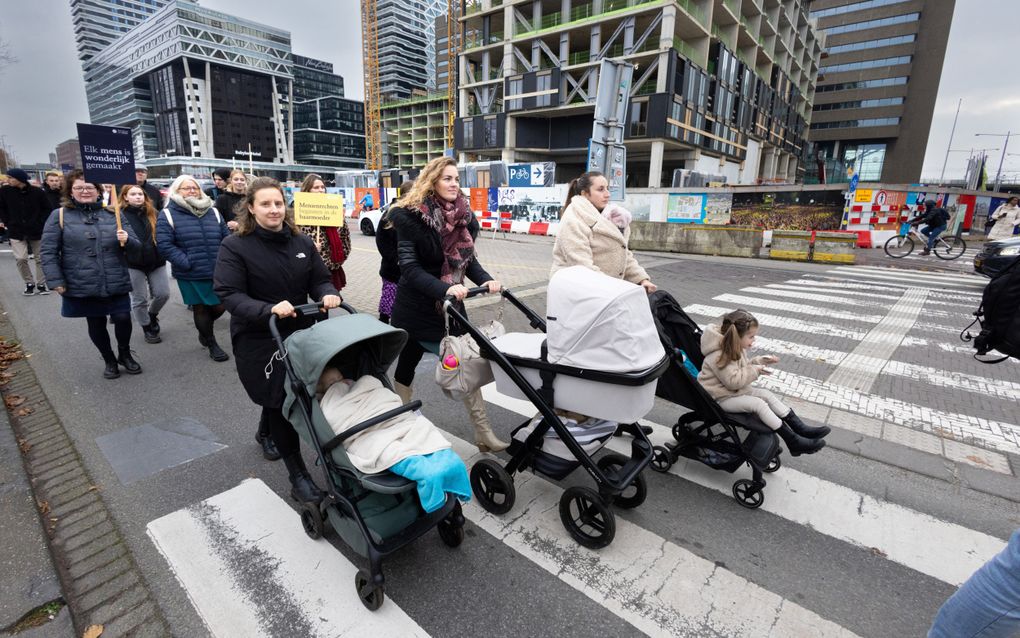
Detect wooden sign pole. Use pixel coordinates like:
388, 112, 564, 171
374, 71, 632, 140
110, 185, 124, 246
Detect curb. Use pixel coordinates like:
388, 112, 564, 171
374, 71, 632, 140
0, 309, 169, 637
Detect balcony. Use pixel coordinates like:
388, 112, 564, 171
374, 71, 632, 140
513, 0, 665, 38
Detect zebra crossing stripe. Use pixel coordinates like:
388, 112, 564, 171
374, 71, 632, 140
756, 284, 896, 306
147, 478, 430, 637
827, 268, 986, 291
795, 276, 982, 301
712, 293, 887, 324
446, 426, 860, 637
683, 304, 868, 340
479, 384, 1006, 588
850, 265, 987, 284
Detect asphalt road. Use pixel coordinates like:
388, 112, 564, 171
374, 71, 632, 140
0, 231, 1016, 637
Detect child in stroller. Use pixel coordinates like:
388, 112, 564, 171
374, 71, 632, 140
698, 309, 828, 455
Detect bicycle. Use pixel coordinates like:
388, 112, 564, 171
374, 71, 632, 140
884, 222, 967, 260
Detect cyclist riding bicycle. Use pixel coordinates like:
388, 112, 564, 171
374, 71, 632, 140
907, 199, 951, 256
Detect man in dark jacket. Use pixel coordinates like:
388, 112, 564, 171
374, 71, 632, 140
42, 171, 63, 211
135, 166, 164, 209
909, 199, 952, 256
204, 167, 230, 200
0, 168, 52, 295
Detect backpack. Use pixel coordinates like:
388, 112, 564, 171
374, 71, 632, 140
161, 207, 222, 229
962, 256, 1020, 362
649, 290, 704, 371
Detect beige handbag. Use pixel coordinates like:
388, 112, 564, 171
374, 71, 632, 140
434, 301, 505, 400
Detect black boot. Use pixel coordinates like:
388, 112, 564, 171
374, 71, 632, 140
255, 413, 282, 461
777, 424, 825, 456
117, 348, 142, 374
142, 324, 161, 344
207, 340, 229, 362
102, 354, 120, 379
783, 411, 830, 439
148, 313, 161, 335
283, 454, 323, 503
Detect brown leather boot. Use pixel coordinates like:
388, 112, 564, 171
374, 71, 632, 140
462, 389, 508, 453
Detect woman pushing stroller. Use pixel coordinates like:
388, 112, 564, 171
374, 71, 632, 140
698, 309, 828, 456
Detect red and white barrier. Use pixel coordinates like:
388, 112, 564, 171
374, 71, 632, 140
474, 211, 559, 236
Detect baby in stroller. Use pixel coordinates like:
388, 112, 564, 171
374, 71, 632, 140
697, 309, 828, 456
317, 366, 470, 513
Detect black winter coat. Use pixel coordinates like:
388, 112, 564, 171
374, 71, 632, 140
214, 226, 337, 407
121, 206, 166, 273
139, 181, 164, 210
389, 206, 492, 342
375, 209, 400, 282
42, 185, 62, 212
214, 191, 245, 223
39, 203, 141, 298
0, 184, 52, 240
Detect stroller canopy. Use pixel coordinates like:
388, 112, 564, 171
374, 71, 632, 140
282, 314, 408, 410
546, 266, 663, 372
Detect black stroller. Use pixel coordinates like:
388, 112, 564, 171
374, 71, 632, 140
447, 280, 669, 549
646, 291, 782, 509
273, 303, 465, 610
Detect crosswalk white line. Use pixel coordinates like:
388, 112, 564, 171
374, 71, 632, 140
480, 385, 1006, 587
772, 280, 977, 309
757, 369, 1020, 454
447, 422, 860, 637
684, 304, 868, 340
901, 336, 1019, 364
753, 336, 847, 364
797, 275, 983, 300
147, 479, 430, 637
761, 284, 899, 304
713, 293, 886, 323
828, 268, 985, 290
845, 265, 988, 284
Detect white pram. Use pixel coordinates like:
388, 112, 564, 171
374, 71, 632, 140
446, 266, 669, 549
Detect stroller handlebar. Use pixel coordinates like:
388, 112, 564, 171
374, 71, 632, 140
442, 286, 493, 307
268, 300, 358, 348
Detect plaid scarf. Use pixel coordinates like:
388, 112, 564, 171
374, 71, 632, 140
419, 194, 474, 285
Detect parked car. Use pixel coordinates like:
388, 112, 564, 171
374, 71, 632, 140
974, 236, 1020, 277
358, 205, 385, 236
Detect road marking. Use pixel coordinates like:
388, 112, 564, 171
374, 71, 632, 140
901, 336, 1018, 364
849, 265, 987, 285
826, 288, 928, 392
753, 336, 847, 364
755, 285, 896, 306
796, 276, 982, 300
479, 385, 1006, 587
827, 268, 985, 291
147, 479, 430, 638
712, 293, 886, 324
683, 304, 868, 340
447, 421, 859, 637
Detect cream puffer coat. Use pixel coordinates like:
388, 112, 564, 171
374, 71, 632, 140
697, 323, 771, 400
550, 195, 649, 283
987, 203, 1020, 241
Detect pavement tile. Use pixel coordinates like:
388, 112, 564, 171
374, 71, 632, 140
92, 601, 162, 638
828, 409, 884, 438
67, 544, 126, 581
74, 557, 134, 598
943, 439, 1012, 475
780, 395, 831, 423
76, 571, 140, 614
59, 519, 115, 553
882, 423, 945, 457
65, 535, 121, 569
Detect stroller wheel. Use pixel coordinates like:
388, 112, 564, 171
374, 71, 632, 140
355, 569, 385, 610
559, 486, 616, 549
732, 479, 765, 509
470, 459, 516, 515
649, 445, 674, 473
300, 504, 324, 540
596, 453, 648, 509
763, 456, 781, 473
437, 518, 465, 548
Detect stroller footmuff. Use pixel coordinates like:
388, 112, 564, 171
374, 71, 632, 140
647, 291, 782, 509
276, 304, 466, 610
449, 267, 669, 548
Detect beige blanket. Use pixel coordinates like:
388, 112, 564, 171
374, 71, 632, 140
319, 375, 450, 474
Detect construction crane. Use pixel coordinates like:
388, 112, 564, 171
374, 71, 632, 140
360, 0, 382, 170
446, 0, 463, 151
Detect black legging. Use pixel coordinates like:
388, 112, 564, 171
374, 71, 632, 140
85, 313, 132, 361
393, 339, 439, 386
262, 406, 298, 457
192, 304, 225, 341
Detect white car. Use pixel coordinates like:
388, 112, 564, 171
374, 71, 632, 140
357, 207, 385, 236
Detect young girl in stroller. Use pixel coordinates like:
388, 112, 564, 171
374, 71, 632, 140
697, 309, 829, 456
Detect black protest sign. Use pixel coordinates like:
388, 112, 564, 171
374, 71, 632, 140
77, 123, 136, 185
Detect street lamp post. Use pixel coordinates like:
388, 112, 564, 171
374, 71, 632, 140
939, 98, 962, 185
976, 131, 1015, 192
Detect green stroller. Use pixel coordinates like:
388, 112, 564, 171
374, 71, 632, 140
275, 303, 465, 610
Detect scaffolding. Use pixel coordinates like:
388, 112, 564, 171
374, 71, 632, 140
361, 0, 382, 169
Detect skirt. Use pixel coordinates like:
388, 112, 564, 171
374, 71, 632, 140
61, 294, 131, 318
177, 279, 220, 306
378, 279, 398, 316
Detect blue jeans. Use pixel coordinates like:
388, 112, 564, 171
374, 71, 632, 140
921, 224, 947, 250
929, 529, 1020, 637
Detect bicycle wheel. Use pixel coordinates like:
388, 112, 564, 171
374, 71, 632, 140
934, 236, 967, 260
884, 234, 915, 258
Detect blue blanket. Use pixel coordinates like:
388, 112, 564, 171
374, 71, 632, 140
390, 448, 471, 513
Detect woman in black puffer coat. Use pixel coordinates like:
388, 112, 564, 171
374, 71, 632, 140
118, 184, 169, 345
40, 170, 142, 379
389, 156, 507, 453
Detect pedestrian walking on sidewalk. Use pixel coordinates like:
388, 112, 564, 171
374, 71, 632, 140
214, 169, 246, 232
376, 180, 413, 323
388, 157, 508, 453
118, 185, 170, 344
214, 176, 341, 500
0, 167, 53, 295
39, 170, 143, 379
42, 170, 63, 211
156, 175, 231, 362
134, 165, 164, 210
204, 167, 231, 201
987, 196, 1020, 242
294, 173, 350, 292
698, 309, 829, 455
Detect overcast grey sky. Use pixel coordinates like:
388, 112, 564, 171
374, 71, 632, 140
0, 0, 1016, 182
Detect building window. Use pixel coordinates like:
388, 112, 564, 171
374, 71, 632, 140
462, 120, 474, 147
483, 117, 498, 146
536, 72, 553, 107
811, 117, 900, 130
825, 13, 920, 36
826, 34, 916, 54
812, 97, 904, 111
507, 77, 523, 111
820, 56, 911, 73
816, 76, 908, 92
810, 0, 911, 19
629, 100, 647, 137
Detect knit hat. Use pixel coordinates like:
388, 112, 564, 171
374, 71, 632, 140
6, 168, 30, 185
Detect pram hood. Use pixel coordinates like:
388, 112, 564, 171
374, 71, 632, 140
281, 314, 408, 416
546, 266, 663, 372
